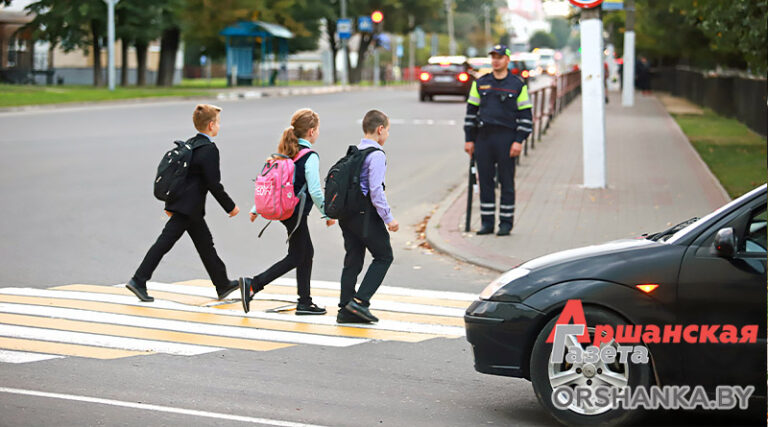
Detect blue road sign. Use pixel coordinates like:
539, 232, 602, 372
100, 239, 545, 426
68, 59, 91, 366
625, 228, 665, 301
337, 18, 352, 39
358, 16, 373, 33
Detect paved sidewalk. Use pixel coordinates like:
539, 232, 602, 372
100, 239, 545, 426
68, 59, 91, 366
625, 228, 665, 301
426, 91, 731, 272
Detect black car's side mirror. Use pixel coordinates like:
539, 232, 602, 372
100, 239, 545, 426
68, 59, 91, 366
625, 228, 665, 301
714, 228, 736, 258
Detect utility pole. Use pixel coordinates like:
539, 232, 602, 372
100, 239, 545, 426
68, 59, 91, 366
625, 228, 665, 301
445, 0, 456, 55
483, 4, 492, 53
340, 0, 350, 85
104, 0, 118, 91
580, 6, 606, 188
621, 0, 635, 107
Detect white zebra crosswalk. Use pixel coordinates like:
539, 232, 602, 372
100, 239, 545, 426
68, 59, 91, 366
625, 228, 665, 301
0, 279, 476, 364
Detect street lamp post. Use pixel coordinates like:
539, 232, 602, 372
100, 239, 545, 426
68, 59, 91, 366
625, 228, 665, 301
444, 0, 456, 55
340, 0, 349, 85
104, 0, 118, 91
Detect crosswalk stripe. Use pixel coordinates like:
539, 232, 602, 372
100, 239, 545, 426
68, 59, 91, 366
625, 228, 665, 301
177, 278, 479, 302
0, 293, 442, 343
0, 288, 464, 336
0, 337, 151, 359
175, 280, 473, 309
0, 324, 220, 356
0, 312, 294, 353
52, 284, 214, 306
0, 349, 63, 364
0, 301, 367, 347
213, 301, 466, 327
147, 283, 466, 318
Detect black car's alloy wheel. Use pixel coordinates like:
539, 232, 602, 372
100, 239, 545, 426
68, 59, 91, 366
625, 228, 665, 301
530, 307, 652, 426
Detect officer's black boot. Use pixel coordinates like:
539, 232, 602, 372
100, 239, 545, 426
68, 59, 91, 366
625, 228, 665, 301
497, 218, 514, 236
476, 223, 494, 235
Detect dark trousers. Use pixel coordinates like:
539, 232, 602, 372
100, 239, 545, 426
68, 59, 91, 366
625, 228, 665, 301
338, 207, 394, 308
476, 125, 516, 227
252, 210, 314, 305
134, 213, 231, 292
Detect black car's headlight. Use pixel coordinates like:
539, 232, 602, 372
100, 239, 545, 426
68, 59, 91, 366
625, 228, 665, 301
479, 268, 531, 300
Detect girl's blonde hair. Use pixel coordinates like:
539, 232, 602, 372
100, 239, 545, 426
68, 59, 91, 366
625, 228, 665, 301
277, 108, 319, 158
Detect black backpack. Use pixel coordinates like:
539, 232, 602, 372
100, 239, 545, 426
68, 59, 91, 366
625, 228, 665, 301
324, 146, 383, 219
153, 138, 203, 202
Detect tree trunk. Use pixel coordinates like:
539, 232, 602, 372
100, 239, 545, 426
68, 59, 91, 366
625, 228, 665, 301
325, 18, 338, 84
351, 33, 373, 84
136, 41, 148, 87
91, 21, 102, 87
156, 26, 180, 87
120, 38, 129, 86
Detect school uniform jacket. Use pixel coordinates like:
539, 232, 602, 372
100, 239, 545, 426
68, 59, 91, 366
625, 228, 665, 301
164, 134, 235, 217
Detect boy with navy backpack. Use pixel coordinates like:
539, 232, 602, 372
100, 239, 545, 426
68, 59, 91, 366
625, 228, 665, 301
126, 104, 240, 302
330, 110, 399, 324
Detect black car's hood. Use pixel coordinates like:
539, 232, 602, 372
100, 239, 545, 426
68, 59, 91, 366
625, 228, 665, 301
520, 239, 656, 271
493, 238, 686, 302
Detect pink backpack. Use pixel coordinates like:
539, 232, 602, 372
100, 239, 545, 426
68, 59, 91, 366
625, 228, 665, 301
253, 148, 313, 237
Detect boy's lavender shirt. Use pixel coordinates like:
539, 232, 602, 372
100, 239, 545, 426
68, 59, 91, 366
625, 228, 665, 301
358, 138, 393, 224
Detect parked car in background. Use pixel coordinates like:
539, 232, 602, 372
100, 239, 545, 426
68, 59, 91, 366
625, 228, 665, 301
418, 56, 473, 102
510, 52, 541, 81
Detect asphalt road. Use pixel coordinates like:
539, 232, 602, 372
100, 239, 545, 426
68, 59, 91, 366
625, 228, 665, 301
0, 87, 564, 426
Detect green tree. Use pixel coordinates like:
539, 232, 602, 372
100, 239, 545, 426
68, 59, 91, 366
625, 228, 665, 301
116, 0, 163, 86
23, 0, 107, 86
549, 17, 570, 49
529, 30, 555, 49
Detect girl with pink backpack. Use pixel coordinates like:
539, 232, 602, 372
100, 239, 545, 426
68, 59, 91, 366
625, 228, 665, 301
239, 108, 335, 315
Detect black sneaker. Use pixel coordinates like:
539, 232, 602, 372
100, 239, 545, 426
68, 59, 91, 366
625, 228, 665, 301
217, 280, 239, 300
239, 277, 253, 313
336, 307, 372, 324
126, 278, 153, 302
345, 299, 379, 322
296, 302, 327, 315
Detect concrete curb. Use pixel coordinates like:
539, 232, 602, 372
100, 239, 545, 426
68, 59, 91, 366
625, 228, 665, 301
424, 178, 509, 274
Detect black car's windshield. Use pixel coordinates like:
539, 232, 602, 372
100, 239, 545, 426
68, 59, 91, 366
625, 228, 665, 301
645, 217, 699, 242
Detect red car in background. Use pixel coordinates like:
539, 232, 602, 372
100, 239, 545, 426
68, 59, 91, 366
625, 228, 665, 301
419, 55, 474, 102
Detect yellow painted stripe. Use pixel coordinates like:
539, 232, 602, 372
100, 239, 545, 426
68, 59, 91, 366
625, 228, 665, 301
0, 295, 439, 343
213, 301, 465, 327
0, 313, 292, 353
175, 280, 470, 309
52, 285, 213, 306
0, 336, 148, 360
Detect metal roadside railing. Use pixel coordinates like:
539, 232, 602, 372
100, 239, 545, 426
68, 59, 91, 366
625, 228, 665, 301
465, 70, 582, 232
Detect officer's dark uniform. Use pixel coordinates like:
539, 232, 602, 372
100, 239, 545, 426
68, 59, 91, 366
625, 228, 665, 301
464, 45, 533, 234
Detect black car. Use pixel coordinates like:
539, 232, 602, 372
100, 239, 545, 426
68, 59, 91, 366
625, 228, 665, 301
465, 185, 767, 425
419, 59, 473, 102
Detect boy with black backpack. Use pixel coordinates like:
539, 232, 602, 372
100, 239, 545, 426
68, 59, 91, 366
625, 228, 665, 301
327, 110, 398, 324
126, 104, 240, 302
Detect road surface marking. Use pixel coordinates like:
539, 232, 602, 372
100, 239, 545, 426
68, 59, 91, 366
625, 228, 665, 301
0, 387, 327, 427
0, 301, 367, 347
0, 312, 294, 352
0, 289, 464, 336
0, 337, 149, 359
0, 324, 220, 356
0, 349, 63, 364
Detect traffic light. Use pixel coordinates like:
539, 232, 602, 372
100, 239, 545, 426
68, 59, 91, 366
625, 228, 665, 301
371, 10, 383, 24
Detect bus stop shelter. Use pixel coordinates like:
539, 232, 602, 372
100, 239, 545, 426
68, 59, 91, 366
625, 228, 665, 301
220, 21, 293, 86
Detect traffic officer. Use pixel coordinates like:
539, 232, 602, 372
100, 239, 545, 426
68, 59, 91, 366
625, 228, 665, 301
464, 44, 533, 236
